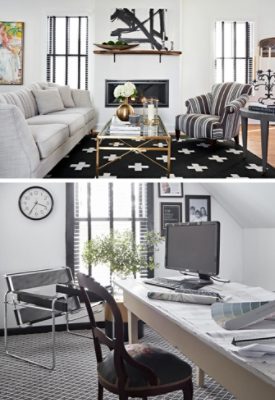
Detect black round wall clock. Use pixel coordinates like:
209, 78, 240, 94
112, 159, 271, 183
18, 186, 54, 220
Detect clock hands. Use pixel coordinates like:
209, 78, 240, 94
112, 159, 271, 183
29, 201, 38, 215
37, 202, 47, 208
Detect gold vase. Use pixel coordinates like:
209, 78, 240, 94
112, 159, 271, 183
116, 98, 134, 121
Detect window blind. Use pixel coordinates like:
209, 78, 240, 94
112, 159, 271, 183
215, 21, 253, 84
66, 183, 154, 283
47, 16, 88, 89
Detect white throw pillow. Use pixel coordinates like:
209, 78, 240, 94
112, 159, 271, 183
58, 85, 75, 108
32, 88, 65, 115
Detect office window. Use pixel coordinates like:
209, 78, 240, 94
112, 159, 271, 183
66, 182, 154, 285
47, 16, 88, 89
215, 21, 253, 84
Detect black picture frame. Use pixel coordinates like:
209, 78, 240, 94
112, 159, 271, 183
160, 202, 182, 237
185, 195, 211, 223
158, 183, 183, 198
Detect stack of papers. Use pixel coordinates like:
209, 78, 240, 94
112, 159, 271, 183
109, 116, 141, 135
234, 343, 275, 358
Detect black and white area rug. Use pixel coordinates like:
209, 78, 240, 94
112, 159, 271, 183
47, 136, 275, 179
0, 326, 235, 400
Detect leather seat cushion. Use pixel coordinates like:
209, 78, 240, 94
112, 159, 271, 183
98, 343, 192, 389
27, 113, 85, 137
29, 124, 69, 159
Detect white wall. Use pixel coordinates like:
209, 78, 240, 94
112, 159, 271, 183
243, 229, 275, 291
0, 183, 66, 328
182, 0, 275, 107
154, 183, 244, 283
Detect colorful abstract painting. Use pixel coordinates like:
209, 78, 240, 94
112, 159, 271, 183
0, 21, 24, 85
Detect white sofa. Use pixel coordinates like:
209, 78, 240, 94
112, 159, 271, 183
0, 82, 96, 178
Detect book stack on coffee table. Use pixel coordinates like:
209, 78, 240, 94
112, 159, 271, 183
109, 116, 141, 135
248, 102, 275, 114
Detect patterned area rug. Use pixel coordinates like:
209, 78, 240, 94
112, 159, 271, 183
0, 326, 235, 400
46, 135, 275, 179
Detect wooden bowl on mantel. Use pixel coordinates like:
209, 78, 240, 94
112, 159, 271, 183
94, 43, 139, 51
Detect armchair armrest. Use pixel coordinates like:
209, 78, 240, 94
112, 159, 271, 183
71, 89, 93, 108
185, 92, 212, 114
220, 94, 249, 125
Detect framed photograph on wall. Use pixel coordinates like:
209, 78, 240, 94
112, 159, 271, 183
160, 202, 182, 236
0, 21, 24, 85
158, 182, 183, 198
185, 195, 211, 222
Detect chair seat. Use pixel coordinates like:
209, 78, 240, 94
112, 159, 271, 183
178, 113, 223, 140
98, 343, 192, 393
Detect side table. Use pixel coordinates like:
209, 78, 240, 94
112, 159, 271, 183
241, 107, 275, 175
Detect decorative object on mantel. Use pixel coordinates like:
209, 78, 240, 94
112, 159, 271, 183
114, 81, 137, 121
252, 69, 275, 104
94, 42, 139, 51
110, 8, 168, 51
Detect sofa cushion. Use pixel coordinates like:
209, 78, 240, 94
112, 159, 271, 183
32, 88, 65, 115
29, 124, 69, 159
58, 86, 75, 108
0, 89, 38, 119
53, 107, 94, 124
27, 113, 85, 137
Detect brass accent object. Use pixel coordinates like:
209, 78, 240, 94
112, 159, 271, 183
116, 99, 135, 121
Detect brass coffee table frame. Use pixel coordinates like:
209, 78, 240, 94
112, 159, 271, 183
96, 118, 171, 178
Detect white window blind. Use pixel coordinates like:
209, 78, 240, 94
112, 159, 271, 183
215, 21, 253, 84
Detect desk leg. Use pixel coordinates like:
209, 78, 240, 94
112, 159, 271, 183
127, 310, 139, 344
197, 367, 205, 387
241, 116, 248, 158
260, 119, 269, 175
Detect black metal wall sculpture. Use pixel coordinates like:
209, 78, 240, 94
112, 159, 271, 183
110, 8, 168, 50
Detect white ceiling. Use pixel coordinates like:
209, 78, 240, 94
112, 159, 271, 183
202, 183, 275, 228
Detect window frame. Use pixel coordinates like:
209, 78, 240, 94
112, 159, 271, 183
215, 21, 253, 84
66, 183, 154, 280
47, 16, 88, 90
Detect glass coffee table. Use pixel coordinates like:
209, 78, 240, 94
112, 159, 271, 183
96, 117, 171, 177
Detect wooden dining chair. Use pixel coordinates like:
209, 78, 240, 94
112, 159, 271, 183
78, 272, 193, 400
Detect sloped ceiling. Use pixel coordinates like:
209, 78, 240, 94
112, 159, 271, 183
202, 183, 275, 228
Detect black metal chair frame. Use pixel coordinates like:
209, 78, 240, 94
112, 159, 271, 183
4, 267, 101, 370
78, 272, 193, 400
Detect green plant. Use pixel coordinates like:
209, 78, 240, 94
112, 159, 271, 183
82, 230, 164, 278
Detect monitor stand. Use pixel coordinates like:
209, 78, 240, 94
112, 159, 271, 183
179, 274, 213, 290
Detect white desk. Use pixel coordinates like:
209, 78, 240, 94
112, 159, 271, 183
115, 279, 275, 400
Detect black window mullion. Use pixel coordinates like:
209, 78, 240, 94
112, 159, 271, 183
78, 17, 81, 89
245, 22, 249, 84
65, 17, 69, 85
53, 17, 56, 82
233, 22, 237, 82
85, 17, 88, 90
221, 21, 225, 82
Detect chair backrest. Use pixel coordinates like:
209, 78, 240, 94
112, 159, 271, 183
211, 82, 252, 116
5, 267, 73, 292
77, 273, 158, 392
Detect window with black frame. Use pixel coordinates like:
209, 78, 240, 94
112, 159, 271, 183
215, 21, 254, 84
47, 16, 88, 89
66, 182, 154, 285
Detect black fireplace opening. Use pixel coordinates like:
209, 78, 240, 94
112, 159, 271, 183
105, 80, 169, 107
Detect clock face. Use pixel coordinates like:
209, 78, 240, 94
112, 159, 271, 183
19, 187, 54, 220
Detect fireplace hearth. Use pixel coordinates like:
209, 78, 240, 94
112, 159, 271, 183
105, 80, 169, 107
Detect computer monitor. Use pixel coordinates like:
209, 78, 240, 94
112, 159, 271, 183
165, 221, 220, 289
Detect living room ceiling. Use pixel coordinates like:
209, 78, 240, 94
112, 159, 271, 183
203, 183, 275, 228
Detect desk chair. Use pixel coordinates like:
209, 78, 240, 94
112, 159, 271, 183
4, 267, 101, 370
78, 272, 193, 400
175, 82, 252, 143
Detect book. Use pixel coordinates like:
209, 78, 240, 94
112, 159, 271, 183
248, 106, 275, 114
148, 291, 219, 305
211, 300, 275, 330
109, 130, 141, 135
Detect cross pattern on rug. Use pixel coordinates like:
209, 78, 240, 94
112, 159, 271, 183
47, 136, 275, 179
82, 147, 96, 153
128, 163, 149, 172
208, 155, 228, 163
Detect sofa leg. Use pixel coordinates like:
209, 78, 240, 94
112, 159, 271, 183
206, 139, 217, 147
234, 135, 239, 146
175, 129, 181, 141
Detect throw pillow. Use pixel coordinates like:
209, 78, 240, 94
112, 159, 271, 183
58, 85, 75, 108
32, 88, 65, 115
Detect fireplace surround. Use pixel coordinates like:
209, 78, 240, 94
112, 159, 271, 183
105, 79, 169, 108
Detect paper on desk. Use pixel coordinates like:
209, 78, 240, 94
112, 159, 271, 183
234, 343, 275, 357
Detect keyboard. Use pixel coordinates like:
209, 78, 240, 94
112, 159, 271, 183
144, 278, 222, 299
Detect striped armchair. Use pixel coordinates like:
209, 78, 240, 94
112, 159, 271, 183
175, 82, 252, 142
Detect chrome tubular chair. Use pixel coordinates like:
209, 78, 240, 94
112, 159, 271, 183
78, 272, 193, 400
4, 267, 101, 370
